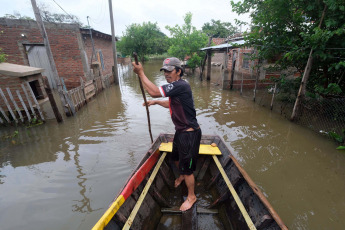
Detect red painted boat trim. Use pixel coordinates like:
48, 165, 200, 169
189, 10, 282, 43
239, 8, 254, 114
121, 151, 160, 200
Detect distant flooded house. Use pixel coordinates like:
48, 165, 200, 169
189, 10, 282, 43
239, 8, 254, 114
0, 18, 117, 90
201, 35, 300, 89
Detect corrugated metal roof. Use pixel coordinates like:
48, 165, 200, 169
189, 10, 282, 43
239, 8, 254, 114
200, 39, 245, 51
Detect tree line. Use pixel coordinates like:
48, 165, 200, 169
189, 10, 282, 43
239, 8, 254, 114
116, 12, 238, 70
231, 0, 345, 98
2, 1, 344, 100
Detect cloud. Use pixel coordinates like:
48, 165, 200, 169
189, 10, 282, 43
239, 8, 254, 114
0, 0, 250, 37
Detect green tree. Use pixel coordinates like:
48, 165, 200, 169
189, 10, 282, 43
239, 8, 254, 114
0, 48, 6, 63
231, 0, 345, 96
202, 19, 239, 37
0, 31, 6, 63
166, 12, 208, 72
3, 12, 34, 20
117, 22, 168, 63
3, 5, 83, 26
38, 3, 83, 26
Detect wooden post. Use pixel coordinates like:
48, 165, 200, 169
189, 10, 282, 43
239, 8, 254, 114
0, 88, 18, 123
80, 77, 88, 103
77, 88, 83, 108
222, 51, 229, 89
30, 0, 70, 116
270, 83, 277, 110
240, 72, 244, 95
230, 50, 237, 89
200, 36, 213, 81
16, 89, 32, 122
72, 90, 78, 109
206, 50, 212, 81
43, 78, 63, 123
291, 4, 327, 121
253, 68, 259, 102
253, 58, 262, 102
60, 78, 76, 116
6, 88, 24, 122
108, 0, 119, 85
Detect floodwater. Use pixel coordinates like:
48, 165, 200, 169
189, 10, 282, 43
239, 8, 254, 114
1, 60, 345, 230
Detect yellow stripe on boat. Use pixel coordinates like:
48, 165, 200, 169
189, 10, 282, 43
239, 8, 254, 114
159, 142, 222, 155
92, 195, 126, 230
212, 155, 256, 230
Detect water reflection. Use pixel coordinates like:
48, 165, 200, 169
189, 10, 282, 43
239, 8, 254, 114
72, 150, 95, 213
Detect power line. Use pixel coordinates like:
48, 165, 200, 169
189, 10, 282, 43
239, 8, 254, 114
88, 0, 107, 24
51, 0, 73, 19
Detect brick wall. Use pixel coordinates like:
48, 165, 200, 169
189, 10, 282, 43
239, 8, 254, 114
82, 36, 113, 76
210, 53, 225, 65
212, 38, 226, 45
0, 18, 86, 89
227, 47, 259, 79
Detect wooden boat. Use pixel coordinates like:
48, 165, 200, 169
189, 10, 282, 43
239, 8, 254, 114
93, 134, 288, 230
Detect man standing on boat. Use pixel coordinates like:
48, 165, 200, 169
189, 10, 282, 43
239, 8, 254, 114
132, 57, 201, 211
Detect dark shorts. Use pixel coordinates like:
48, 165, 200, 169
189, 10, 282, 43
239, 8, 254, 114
171, 128, 202, 175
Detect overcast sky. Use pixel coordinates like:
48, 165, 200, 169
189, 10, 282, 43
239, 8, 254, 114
0, 0, 250, 37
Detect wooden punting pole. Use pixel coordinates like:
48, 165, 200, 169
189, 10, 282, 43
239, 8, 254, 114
133, 52, 153, 143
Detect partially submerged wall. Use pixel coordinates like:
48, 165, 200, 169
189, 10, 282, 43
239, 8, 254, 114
0, 18, 87, 89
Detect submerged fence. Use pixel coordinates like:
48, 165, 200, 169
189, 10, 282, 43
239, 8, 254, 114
0, 64, 130, 126
65, 73, 114, 114
298, 97, 345, 137
0, 83, 45, 125
62, 63, 133, 115
238, 81, 345, 140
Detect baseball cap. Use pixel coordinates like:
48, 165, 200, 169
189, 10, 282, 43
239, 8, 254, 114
160, 57, 182, 72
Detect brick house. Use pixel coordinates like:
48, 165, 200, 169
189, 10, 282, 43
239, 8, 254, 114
0, 18, 116, 90
202, 35, 300, 89
212, 38, 226, 46
226, 37, 300, 89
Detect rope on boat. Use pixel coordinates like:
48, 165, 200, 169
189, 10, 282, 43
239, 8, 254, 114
122, 152, 167, 230
212, 155, 257, 230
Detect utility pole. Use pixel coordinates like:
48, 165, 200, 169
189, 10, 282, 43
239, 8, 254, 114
87, 16, 97, 67
108, 0, 119, 85
200, 36, 213, 81
31, 0, 75, 116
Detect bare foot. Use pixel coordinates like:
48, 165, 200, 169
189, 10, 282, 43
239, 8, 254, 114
175, 175, 184, 188
180, 196, 197, 211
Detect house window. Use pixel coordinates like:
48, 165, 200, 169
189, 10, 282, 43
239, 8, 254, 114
267, 54, 281, 64
242, 53, 250, 69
